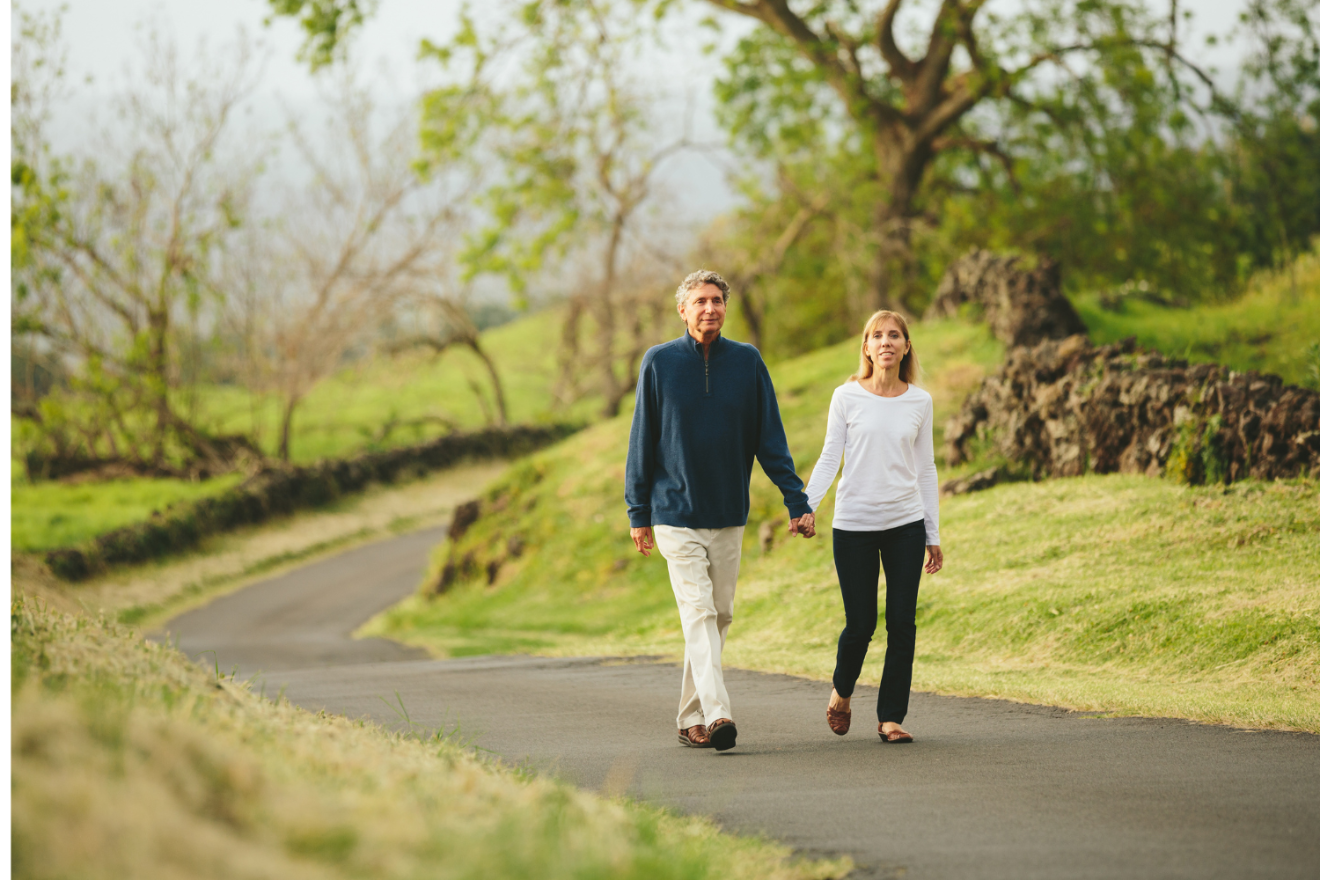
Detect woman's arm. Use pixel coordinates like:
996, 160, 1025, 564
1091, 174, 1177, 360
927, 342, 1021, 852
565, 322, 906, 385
803, 388, 848, 513
915, 396, 940, 548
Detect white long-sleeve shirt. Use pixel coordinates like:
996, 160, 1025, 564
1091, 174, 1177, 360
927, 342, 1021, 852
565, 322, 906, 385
804, 381, 940, 544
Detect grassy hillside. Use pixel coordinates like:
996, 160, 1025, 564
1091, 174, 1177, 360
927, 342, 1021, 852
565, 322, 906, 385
199, 309, 601, 465
366, 317, 1320, 733
10, 596, 846, 880
1074, 248, 1320, 388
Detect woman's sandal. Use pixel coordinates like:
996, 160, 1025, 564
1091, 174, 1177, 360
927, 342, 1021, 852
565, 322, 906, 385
826, 705, 851, 735
878, 724, 914, 744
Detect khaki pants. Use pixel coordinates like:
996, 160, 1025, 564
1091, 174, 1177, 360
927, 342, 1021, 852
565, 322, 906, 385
652, 525, 745, 730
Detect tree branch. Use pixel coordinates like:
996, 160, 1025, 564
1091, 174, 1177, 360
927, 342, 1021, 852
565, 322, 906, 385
877, 0, 918, 83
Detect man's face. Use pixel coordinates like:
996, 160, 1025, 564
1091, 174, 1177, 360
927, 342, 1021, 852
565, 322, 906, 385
678, 284, 727, 341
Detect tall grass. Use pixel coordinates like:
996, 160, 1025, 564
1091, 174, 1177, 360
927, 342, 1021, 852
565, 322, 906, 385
10, 595, 848, 880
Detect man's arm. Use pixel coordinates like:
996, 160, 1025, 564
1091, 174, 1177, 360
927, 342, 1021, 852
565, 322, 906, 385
624, 354, 658, 550
752, 358, 814, 535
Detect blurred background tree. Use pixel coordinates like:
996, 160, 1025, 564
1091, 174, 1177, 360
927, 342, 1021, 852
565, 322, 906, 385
271, 0, 1317, 357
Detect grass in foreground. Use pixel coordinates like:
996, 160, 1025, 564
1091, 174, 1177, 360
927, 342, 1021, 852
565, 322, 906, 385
364, 317, 1320, 733
10, 596, 849, 880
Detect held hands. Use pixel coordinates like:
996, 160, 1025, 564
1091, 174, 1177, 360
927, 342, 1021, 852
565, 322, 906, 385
925, 545, 944, 574
631, 526, 654, 557
789, 512, 816, 538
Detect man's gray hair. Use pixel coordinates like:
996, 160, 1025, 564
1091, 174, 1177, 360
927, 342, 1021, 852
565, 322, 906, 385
675, 269, 731, 307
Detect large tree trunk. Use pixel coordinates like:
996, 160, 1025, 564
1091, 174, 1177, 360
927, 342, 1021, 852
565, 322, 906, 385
869, 141, 932, 316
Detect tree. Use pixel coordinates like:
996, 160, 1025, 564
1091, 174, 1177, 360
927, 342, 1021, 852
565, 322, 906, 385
12, 12, 263, 476
1222, 0, 1320, 295
700, 0, 1243, 312
224, 70, 486, 461
270, 0, 696, 418
425, 1, 694, 417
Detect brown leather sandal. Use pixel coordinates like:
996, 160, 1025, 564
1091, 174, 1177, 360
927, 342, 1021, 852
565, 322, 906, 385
678, 724, 713, 748
878, 724, 914, 744
826, 705, 851, 735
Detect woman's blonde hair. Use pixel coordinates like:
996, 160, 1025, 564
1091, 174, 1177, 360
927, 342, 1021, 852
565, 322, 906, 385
850, 310, 919, 384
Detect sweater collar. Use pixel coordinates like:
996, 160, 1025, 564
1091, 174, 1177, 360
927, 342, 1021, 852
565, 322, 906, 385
683, 332, 724, 358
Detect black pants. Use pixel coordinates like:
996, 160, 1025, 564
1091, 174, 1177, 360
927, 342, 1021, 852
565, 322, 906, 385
832, 520, 926, 724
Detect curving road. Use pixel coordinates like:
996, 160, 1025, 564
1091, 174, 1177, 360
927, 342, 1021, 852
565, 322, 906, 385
161, 528, 1320, 880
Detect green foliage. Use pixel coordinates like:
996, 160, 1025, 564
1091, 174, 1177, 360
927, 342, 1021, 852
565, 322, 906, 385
265, 0, 372, 70
1166, 413, 1229, 486
1306, 342, 1320, 389
707, 0, 1320, 332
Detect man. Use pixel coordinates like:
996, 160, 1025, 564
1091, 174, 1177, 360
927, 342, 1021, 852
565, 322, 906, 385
625, 269, 816, 752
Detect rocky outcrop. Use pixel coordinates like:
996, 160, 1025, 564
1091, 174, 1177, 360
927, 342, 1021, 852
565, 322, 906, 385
945, 335, 1320, 484
926, 250, 1088, 347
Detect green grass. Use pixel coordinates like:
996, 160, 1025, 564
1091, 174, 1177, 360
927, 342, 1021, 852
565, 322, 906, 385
9, 305, 601, 553
198, 307, 600, 465
10, 596, 847, 880
11, 474, 245, 553
1074, 248, 1320, 388
364, 316, 1320, 733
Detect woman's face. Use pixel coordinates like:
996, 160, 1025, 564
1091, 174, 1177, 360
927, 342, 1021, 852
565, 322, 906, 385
865, 319, 909, 372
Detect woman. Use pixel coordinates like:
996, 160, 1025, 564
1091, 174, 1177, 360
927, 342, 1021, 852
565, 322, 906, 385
798, 310, 943, 743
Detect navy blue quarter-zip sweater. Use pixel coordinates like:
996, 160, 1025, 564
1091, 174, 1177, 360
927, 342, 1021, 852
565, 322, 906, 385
625, 333, 811, 529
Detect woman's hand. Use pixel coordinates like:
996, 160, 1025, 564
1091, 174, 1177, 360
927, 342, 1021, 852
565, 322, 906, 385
925, 545, 943, 574
790, 512, 816, 538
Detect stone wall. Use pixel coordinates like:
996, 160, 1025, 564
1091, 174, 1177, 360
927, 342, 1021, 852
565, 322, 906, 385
945, 335, 1320, 484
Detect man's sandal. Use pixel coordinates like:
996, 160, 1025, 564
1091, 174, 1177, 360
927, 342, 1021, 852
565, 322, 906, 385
678, 724, 713, 748
708, 718, 738, 751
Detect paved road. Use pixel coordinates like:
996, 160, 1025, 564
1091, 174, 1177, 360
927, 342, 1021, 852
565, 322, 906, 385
162, 530, 1320, 880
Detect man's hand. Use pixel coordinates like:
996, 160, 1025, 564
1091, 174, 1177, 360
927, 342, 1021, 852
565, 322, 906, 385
925, 544, 944, 574
789, 512, 816, 538
631, 526, 655, 556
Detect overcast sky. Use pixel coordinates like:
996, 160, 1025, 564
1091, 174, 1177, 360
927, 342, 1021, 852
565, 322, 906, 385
18, 0, 1250, 90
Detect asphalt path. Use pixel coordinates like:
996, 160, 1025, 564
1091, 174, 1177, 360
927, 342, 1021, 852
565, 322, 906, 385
161, 529, 1320, 880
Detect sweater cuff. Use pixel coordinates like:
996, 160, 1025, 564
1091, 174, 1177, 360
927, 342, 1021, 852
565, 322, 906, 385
787, 501, 813, 519
629, 513, 652, 529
